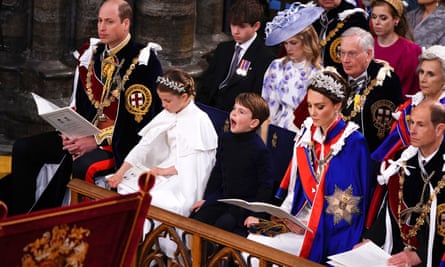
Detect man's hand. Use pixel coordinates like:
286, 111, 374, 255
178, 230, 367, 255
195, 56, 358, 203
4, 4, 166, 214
190, 200, 205, 213
387, 249, 421, 267
61, 135, 97, 160
244, 216, 260, 227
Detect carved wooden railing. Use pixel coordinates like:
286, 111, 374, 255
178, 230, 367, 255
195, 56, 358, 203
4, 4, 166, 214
68, 178, 323, 267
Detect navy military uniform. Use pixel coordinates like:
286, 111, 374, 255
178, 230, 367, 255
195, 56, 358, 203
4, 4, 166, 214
6, 37, 162, 215
339, 60, 403, 153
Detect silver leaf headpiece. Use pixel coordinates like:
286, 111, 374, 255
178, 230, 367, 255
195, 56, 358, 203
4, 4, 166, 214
156, 76, 185, 93
308, 68, 345, 99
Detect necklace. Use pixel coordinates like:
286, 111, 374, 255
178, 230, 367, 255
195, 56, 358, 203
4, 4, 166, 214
319, 14, 350, 47
397, 166, 445, 248
307, 140, 335, 181
341, 78, 377, 121
85, 50, 139, 124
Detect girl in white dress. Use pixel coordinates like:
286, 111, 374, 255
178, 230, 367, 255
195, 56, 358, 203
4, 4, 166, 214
108, 68, 218, 217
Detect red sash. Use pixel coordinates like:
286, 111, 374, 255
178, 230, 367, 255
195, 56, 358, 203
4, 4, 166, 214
277, 160, 293, 193
297, 124, 345, 257
296, 147, 318, 203
299, 161, 329, 258
293, 95, 309, 129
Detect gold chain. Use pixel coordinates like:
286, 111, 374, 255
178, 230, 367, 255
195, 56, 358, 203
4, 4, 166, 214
341, 78, 377, 121
397, 166, 445, 247
320, 21, 345, 47
85, 54, 138, 111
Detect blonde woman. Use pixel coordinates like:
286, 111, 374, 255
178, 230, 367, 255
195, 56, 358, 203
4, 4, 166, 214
262, 3, 323, 132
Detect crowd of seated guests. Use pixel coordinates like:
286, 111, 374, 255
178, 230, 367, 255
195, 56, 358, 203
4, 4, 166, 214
1, 0, 445, 266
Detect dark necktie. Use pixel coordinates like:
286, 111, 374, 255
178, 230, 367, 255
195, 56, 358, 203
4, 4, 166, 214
219, 45, 241, 89
349, 77, 367, 94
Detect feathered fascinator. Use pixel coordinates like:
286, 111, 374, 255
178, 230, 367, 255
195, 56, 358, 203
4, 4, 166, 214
265, 2, 324, 46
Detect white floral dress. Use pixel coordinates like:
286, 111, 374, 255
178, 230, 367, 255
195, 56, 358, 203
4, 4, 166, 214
262, 58, 318, 132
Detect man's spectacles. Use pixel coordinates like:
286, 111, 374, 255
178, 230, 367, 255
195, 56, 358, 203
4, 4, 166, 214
339, 50, 363, 59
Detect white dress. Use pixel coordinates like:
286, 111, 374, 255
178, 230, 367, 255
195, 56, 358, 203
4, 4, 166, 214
118, 100, 218, 217
262, 58, 318, 132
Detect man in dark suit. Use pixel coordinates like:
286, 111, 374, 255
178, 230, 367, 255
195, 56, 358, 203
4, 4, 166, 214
196, 0, 276, 112
2, 0, 162, 215
362, 102, 445, 267
338, 27, 403, 153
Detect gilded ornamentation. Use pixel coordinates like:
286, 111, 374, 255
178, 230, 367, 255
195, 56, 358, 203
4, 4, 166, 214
329, 37, 342, 64
437, 203, 445, 245
371, 99, 396, 139
86, 50, 139, 125
319, 22, 345, 47
21, 224, 90, 267
398, 170, 445, 248
341, 78, 377, 121
325, 185, 361, 225
125, 84, 153, 123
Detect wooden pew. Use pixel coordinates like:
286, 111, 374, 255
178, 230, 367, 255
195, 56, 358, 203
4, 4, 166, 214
68, 178, 323, 267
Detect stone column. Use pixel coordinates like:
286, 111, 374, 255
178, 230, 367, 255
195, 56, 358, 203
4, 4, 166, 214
196, 0, 224, 36
134, 0, 196, 66
73, 0, 100, 49
32, 0, 67, 60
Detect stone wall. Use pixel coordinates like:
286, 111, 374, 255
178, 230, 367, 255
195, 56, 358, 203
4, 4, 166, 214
0, 0, 228, 150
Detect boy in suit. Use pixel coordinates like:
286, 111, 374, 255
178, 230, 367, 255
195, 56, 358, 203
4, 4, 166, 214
196, 0, 276, 112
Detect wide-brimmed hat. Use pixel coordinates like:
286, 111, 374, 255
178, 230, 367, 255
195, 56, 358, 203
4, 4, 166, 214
265, 2, 324, 46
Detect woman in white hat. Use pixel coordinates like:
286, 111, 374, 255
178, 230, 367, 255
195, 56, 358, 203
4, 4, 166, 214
261, 2, 323, 133
372, 45, 445, 162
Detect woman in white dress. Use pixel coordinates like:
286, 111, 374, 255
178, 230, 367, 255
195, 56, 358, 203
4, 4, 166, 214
108, 68, 218, 217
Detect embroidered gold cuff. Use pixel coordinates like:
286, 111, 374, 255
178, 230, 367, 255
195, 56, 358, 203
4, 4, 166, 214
95, 126, 114, 145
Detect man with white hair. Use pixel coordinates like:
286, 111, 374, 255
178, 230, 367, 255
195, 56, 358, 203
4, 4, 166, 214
338, 27, 403, 153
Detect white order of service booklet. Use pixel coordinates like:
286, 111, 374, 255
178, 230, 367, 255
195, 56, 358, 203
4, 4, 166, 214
31, 92, 100, 138
218, 198, 311, 232
327, 241, 394, 267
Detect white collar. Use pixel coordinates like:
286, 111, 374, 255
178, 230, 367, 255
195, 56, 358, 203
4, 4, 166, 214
237, 32, 257, 53
419, 146, 439, 165
348, 71, 367, 83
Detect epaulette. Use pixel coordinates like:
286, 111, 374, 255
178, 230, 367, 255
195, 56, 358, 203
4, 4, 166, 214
374, 59, 393, 86
75, 38, 100, 68
137, 42, 162, 66
338, 8, 368, 21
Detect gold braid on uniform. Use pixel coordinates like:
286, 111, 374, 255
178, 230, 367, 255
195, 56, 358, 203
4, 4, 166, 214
341, 78, 377, 121
320, 20, 346, 47
341, 60, 393, 121
397, 167, 445, 250
85, 36, 139, 124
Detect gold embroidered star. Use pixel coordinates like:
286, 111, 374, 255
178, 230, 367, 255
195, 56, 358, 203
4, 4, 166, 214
325, 185, 362, 225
